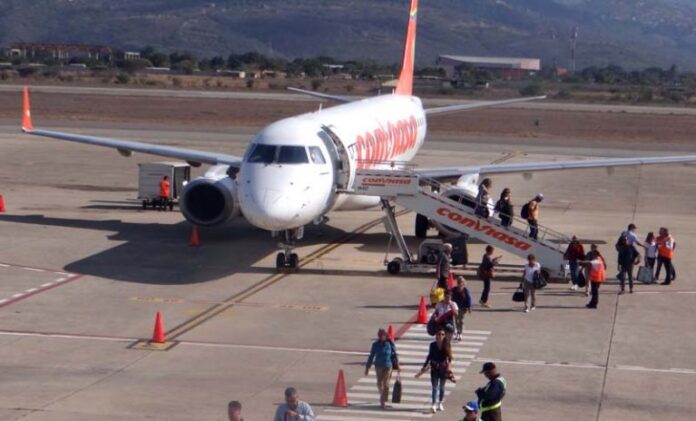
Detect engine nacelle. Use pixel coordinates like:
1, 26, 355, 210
180, 166, 240, 227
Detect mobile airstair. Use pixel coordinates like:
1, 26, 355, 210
347, 168, 570, 280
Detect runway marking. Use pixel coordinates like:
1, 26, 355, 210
0, 263, 82, 309
160, 210, 411, 342
318, 318, 490, 419
472, 357, 696, 375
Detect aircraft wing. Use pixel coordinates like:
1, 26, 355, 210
416, 154, 696, 181
424, 96, 547, 116
287, 87, 354, 103
20, 87, 242, 167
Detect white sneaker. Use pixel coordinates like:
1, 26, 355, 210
531, 306, 536, 311
524, 308, 530, 313
431, 403, 437, 413
572, 285, 578, 290
437, 402, 444, 411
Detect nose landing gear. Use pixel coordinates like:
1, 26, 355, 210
274, 228, 303, 271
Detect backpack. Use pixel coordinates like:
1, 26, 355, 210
520, 202, 530, 219
615, 232, 627, 252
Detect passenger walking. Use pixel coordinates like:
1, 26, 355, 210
365, 328, 400, 409
476, 362, 507, 421
451, 276, 472, 341
622, 223, 644, 248
462, 401, 480, 421
616, 224, 642, 282
475, 178, 492, 218
478, 245, 501, 308
437, 243, 453, 290
643, 232, 657, 272
655, 227, 676, 285
617, 235, 635, 294
564, 236, 585, 290
158, 175, 170, 211
273, 387, 315, 421
525, 194, 543, 240
434, 290, 459, 341
494, 188, 513, 228
227, 401, 243, 421
415, 330, 453, 413
579, 244, 606, 309
522, 254, 541, 312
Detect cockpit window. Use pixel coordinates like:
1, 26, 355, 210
308, 146, 326, 164
277, 146, 309, 164
247, 144, 277, 164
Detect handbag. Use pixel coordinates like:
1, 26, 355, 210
532, 271, 547, 289
577, 270, 587, 288
392, 374, 402, 403
390, 341, 400, 370
512, 284, 525, 302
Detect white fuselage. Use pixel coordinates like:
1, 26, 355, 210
237, 94, 427, 231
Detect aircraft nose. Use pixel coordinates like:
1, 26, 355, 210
239, 186, 303, 231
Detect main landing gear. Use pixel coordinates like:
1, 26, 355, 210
274, 228, 303, 271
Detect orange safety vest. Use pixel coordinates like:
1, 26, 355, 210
159, 179, 170, 198
589, 257, 606, 283
656, 235, 675, 259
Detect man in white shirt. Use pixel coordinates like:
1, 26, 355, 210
522, 254, 541, 313
273, 387, 315, 421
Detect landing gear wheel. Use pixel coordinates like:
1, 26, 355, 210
415, 214, 429, 238
288, 253, 299, 269
387, 259, 402, 275
276, 253, 286, 270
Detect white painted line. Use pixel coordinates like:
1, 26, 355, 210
350, 385, 450, 397
396, 342, 483, 351
395, 349, 479, 358
40, 282, 53, 288
676, 291, 696, 294
348, 393, 428, 403
179, 341, 368, 356
24, 288, 38, 293
358, 377, 456, 387
320, 413, 427, 421
53, 278, 68, 283
398, 357, 472, 365
0, 264, 9, 268
11, 293, 24, 298
22, 268, 44, 273
0, 331, 134, 343
325, 407, 434, 418
407, 327, 490, 336
0, 299, 8, 304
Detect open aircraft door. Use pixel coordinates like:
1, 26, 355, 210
319, 125, 353, 192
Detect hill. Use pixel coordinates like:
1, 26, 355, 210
2, 0, 696, 69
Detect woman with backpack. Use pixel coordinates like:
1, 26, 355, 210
416, 329, 454, 413
494, 188, 513, 227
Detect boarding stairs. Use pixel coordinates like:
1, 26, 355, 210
347, 168, 570, 279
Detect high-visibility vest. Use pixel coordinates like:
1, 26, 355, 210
480, 376, 507, 412
589, 258, 606, 283
159, 180, 171, 198
657, 235, 675, 259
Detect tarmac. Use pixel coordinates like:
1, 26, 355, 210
1, 101, 696, 420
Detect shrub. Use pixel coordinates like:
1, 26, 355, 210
115, 73, 131, 84
519, 83, 544, 96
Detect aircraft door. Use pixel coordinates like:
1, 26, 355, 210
319, 125, 352, 191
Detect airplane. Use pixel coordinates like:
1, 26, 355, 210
18, 0, 696, 270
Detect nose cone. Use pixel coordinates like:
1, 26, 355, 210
238, 164, 322, 231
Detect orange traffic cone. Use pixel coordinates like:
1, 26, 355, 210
447, 272, 455, 290
332, 369, 348, 407
189, 225, 200, 247
0, 194, 4, 213
387, 324, 395, 341
416, 296, 429, 324
151, 311, 165, 343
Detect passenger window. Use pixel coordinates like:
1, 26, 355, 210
277, 146, 309, 164
308, 146, 326, 164
247, 144, 277, 164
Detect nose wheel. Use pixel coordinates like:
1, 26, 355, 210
275, 252, 300, 270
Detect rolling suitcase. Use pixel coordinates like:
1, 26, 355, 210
637, 266, 654, 284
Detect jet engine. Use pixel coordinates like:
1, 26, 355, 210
180, 166, 240, 226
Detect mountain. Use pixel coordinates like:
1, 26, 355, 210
2, 0, 696, 69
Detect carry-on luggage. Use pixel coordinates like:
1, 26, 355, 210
637, 266, 654, 284
512, 284, 525, 302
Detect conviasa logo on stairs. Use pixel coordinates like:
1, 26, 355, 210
436, 208, 532, 251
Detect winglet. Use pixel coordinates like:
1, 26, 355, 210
22, 86, 33, 132
394, 0, 419, 96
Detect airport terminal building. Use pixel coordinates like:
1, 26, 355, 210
437, 54, 541, 80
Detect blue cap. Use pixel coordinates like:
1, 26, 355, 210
464, 401, 479, 411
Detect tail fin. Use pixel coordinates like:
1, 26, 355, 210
22, 86, 33, 132
394, 0, 419, 96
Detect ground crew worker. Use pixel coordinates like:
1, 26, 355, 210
579, 244, 606, 309
526, 194, 543, 240
655, 227, 676, 285
476, 362, 506, 421
437, 243, 453, 289
227, 400, 243, 421
365, 328, 399, 409
158, 175, 171, 211
461, 401, 480, 421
